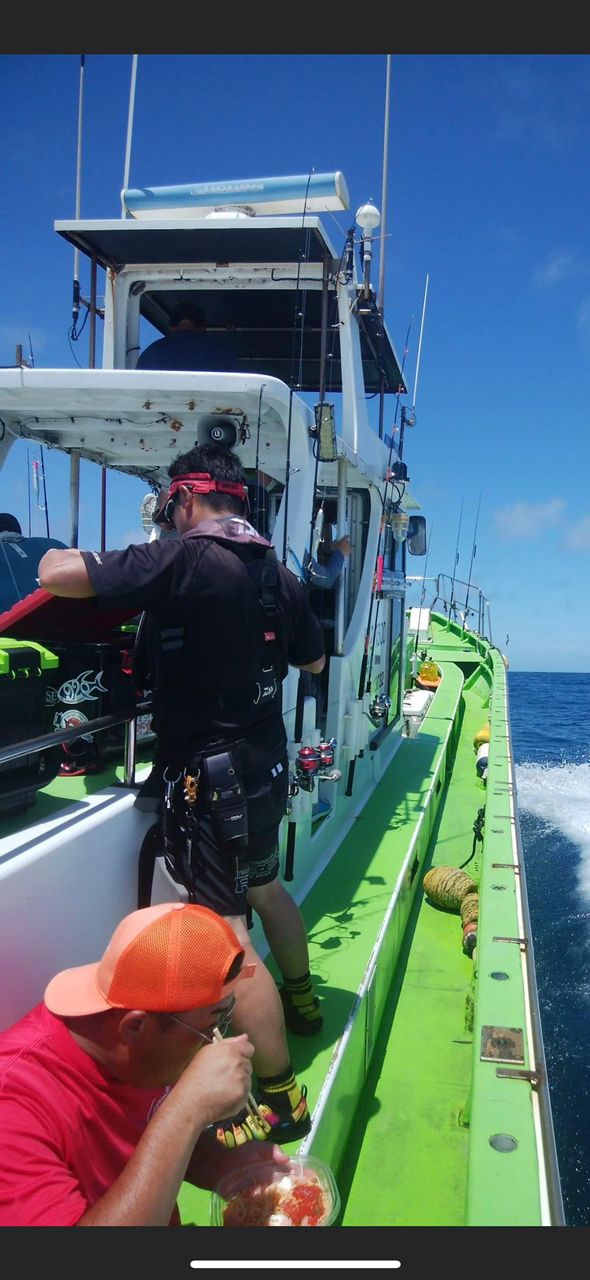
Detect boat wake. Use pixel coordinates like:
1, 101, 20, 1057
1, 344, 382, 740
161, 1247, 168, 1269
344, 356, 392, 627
515, 761, 590, 904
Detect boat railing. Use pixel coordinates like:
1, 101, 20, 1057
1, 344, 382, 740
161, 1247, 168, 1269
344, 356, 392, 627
407, 573, 493, 643
0, 700, 151, 790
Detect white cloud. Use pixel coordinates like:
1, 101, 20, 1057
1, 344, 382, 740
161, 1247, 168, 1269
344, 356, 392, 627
532, 250, 583, 289
565, 514, 590, 552
494, 498, 565, 539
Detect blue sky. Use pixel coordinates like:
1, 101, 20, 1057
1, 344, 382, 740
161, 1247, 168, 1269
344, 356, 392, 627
1, 53, 589, 672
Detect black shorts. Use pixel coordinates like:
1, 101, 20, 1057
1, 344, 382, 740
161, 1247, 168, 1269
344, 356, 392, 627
161, 738, 289, 920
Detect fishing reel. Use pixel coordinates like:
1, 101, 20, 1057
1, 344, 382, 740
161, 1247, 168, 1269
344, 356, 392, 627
368, 694, 391, 726
291, 738, 340, 794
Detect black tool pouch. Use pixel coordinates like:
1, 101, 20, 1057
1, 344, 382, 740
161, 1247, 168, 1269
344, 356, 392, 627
204, 750, 249, 859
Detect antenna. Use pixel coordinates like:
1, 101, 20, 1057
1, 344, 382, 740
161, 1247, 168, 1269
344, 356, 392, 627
356, 202, 381, 300
377, 54, 392, 315
412, 272, 429, 410
121, 55, 139, 217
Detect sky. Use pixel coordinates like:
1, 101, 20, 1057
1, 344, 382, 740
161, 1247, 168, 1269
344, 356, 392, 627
1, 53, 589, 672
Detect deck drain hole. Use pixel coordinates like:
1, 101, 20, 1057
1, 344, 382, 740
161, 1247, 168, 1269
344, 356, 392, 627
490, 971, 510, 981
492, 884, 507, 891
489, 1134, 518, 1153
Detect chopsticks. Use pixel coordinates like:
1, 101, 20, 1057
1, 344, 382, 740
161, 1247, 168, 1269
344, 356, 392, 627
211, 1027, 265, 1120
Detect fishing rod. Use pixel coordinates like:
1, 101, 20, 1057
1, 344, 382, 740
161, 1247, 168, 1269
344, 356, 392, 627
448, 497, 464, 621
70, 54, 85, 340
366, 312, 414, 693
280, 170, 313, 568
26, 447, 31, 537
412, 521, 433, 666
283, 172, 322, 883
353, 270, 430, 785
39, 448, 50, 538
365, 273, 429, 691
463, 494, 481, 631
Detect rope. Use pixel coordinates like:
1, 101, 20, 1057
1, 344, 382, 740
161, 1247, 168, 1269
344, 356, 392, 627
423, 866, 477, 911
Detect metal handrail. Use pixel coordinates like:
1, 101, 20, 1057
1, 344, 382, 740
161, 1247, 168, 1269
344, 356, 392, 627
0, 699, 152, 787
407, 573, 493, 643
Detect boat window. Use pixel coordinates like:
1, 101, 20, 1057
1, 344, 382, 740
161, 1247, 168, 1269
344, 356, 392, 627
307, 488, 370, 636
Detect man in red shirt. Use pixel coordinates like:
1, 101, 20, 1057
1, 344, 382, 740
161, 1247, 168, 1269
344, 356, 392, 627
0, 902, 286, 1226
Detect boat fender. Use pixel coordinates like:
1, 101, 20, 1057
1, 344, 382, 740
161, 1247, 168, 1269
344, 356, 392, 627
475, 744, 489, 779
460, 890, 479, 956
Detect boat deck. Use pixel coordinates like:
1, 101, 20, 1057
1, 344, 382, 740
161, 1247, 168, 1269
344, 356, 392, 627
0, 615, 556, 1227
177, 654, 487, 1226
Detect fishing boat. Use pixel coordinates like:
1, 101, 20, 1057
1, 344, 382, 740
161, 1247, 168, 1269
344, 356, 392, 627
0, 119, 564, 1230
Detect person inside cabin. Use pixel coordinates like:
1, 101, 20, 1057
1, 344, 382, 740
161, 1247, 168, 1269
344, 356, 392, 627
0, 513, 67, 616
135, 302, 239, 373
0, 902, 288, 1226
307, 522, 351, 590
38, 442, 326, 1150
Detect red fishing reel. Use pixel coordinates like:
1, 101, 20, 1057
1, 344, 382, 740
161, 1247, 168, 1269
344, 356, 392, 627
294, 739, 339, 792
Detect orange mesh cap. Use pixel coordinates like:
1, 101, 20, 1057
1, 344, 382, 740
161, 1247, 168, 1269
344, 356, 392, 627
44, 903, 246, 1017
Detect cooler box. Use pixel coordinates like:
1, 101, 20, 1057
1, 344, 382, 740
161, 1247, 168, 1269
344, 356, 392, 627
0, 591, 155, 776
46, 635, 153, 773
0, 638, 62, 816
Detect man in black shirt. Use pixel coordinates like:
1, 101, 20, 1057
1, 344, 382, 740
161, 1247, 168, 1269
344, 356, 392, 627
39, 444, 325, 1151
135, 303, 238, 372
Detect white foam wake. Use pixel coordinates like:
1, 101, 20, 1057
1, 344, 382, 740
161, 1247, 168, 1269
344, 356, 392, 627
515, 762, 590, 903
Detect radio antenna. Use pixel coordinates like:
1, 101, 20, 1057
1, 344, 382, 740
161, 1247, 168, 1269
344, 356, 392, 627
121, 55, 139, 217
412, 272, 429, 410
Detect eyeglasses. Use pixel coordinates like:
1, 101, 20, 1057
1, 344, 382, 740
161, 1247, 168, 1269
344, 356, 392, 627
164, 996, 236, 1045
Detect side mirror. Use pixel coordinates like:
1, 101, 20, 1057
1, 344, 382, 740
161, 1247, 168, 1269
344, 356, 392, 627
407, 515, 427, 556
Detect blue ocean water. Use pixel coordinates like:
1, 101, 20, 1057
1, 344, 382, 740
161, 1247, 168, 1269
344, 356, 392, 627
509, 671, 590, 1227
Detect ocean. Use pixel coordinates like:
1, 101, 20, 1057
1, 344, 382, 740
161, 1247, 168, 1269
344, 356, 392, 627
509, 671, 590, 1227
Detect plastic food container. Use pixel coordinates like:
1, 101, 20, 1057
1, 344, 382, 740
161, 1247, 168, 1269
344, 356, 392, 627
210, 1153, 340, 1227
